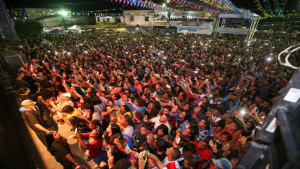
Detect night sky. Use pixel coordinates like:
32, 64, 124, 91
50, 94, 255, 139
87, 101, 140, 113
3, 0, 299, 12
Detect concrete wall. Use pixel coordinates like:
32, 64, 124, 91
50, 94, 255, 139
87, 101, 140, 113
96, 16, 123, 22
124, 10, 154, 27
38, 16, 96, 27
124, 15, 153, 27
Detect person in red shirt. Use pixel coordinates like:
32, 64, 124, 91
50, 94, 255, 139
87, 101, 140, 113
190, 138, 213, 169
163, 147, 181, 169
75, 128, 105, 168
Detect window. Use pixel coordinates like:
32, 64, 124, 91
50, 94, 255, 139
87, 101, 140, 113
130, 15, 134, 21
115, 18, 121, 23
145, 16, 149, 22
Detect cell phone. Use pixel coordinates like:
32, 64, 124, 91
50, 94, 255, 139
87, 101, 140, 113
205, 79, 209, 81
254, 107, 258, 113
175, 135, 181, 144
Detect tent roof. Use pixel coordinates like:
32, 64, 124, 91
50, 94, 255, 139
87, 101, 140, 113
68, 25, 81, 30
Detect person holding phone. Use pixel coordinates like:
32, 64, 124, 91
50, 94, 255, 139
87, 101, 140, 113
74, 127, 105, 169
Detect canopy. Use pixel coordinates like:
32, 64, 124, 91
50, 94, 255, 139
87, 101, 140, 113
68, 25, 82, 33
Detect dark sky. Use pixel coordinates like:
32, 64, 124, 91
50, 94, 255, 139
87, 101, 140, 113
3, 0, 299, 12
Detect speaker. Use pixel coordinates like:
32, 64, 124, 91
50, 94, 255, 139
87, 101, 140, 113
0, 50, 29, 71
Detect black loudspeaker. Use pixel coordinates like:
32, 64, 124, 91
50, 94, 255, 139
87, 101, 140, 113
0, 50, 29, 71
237, 69, 300, 169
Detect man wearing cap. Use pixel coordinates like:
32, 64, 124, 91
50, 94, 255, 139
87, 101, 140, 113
21, 99, 53, 147
133, 134, 155, 154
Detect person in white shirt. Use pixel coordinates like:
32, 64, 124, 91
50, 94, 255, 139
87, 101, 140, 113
149, 114, 172, 134
207, 106, 222, 136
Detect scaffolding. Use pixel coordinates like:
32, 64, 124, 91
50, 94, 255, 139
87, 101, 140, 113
246, 19, 259, 41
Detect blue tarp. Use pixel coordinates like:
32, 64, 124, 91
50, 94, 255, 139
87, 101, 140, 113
49, 29, 63, 33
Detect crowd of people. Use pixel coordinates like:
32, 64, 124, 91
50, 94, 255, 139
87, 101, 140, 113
0, 30, 298, 169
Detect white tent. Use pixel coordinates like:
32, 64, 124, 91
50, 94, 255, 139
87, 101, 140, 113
68, 25, 82, 33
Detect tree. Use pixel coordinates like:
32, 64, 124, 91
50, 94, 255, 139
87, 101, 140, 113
14, 19, 43, 39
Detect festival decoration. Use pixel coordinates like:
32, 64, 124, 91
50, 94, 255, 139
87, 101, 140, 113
8, 8, 123, 18
219, 0, 262, 20
166, 0, 227, 14
277, 0, 288, 17
254, 0, 287, 18
253, 0, 272, 18
261, 0, 275, 16
110, 0, 217, 18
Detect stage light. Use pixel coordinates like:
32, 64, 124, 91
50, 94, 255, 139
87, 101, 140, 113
60, 10, 68, 16
266, 57, 272, 62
